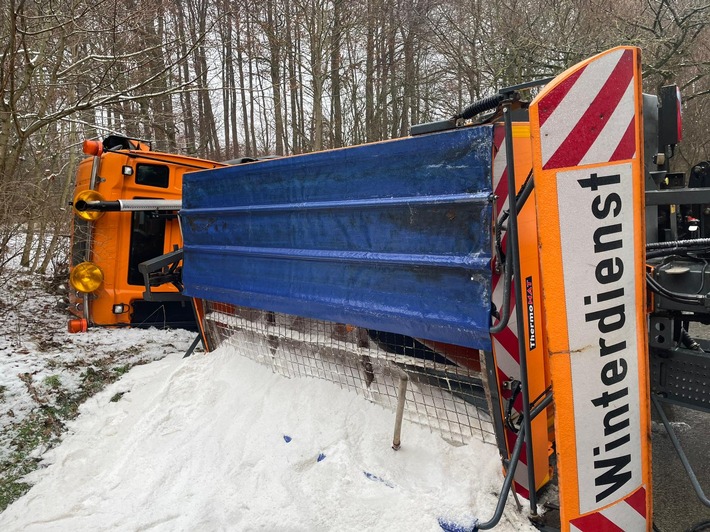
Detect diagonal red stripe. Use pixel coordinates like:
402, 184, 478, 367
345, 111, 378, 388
538, 67, 586, 127
624, 487, 647, 517
571, 512, 625, 531
492, 270, 502, 291
505, 429, 527, 462
492, 320, 520, 364
513, 481, 530, 499
492, 274, 501, 291
609, 115, 636, 162
543, 49, 634, 170
494, 124, 506, 149
494, 169, 508, 212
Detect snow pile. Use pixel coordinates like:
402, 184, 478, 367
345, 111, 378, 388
0, 345, 534, 531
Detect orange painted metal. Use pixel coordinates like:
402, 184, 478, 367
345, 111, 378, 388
489, 123, 553, 498
68, 143, 223, 329
529, 46, 651, 530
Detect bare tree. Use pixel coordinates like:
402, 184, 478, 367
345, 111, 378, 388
0, 0, 207, 269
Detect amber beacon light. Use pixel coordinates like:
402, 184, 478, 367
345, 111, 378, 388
73, 189, 106, 221
69, 261, 104, 293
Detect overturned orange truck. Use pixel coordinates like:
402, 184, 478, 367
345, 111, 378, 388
68, 136, 223, 332
72, 47, 710, 530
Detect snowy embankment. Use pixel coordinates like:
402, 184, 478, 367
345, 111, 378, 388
0, 344, 535, 531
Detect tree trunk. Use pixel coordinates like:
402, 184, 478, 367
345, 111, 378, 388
309, 0, 324, 152
236, 12, 251, 157
266, 0, 285, 155
365, 0, 376, 142
175, 3, 196, 155
285, 0, 300, 154
330, 0, 343, 148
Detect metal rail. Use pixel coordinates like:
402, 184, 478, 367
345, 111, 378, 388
477, 392, 554, 529
652, 394, 710, 508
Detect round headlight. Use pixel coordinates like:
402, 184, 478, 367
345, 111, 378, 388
70, 262, 104, 293
73, 190, 105, 221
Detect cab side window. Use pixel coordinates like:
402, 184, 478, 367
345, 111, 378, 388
135, 164, 169, 188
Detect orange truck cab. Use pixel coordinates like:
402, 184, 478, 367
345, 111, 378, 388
68, 135, 223, 332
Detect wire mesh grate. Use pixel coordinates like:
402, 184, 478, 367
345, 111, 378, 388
202, 300, 496, 444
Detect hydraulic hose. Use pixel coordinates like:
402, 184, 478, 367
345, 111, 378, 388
646, 273, 706, 305
454, 94, 505, 121
680, 327, 704, 351
647, 238, 710, 250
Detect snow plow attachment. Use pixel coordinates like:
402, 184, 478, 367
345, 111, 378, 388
180, 128, 495, 351
178, 46, 652, 530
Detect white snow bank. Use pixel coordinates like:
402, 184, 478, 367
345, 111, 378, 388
0, 345, 534, 531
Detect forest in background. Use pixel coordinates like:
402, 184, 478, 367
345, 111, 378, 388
1, 0, 710, 273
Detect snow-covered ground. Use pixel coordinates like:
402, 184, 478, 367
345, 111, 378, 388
0, 266, 195, 462
0, 262, 535, 531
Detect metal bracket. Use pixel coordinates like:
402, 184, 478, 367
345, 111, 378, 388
650, 345, 710, 413
138, 248, 189, 302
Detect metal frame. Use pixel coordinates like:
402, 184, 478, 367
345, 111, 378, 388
644, 82, 710, 520
475, 96, 548, 528
138, 248, 190, 303
478, 393, 554, 529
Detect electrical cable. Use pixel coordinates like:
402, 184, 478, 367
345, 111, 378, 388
679, 327, 704, 351
646, 273, 706, 305
648, 247, 710, 259
687, 519, 710, 532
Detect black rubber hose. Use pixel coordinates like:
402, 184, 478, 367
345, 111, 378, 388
454, 94, 505, 121
646, 273, 705, 304
647, 248, 704, 259
688, 519, 710, 532
647, 238, 710, 250
680, 327, 704, 351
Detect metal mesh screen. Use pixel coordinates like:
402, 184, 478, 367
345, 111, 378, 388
202, 300, 496, 445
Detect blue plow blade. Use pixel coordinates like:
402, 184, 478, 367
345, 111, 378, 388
181, 126, 494, 350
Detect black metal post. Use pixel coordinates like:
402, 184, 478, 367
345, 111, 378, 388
502, 102, 538, 514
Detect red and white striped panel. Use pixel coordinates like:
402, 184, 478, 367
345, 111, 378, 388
491, 126, 530, 497
570, 487, 648, 531
538, 48, 637, 170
